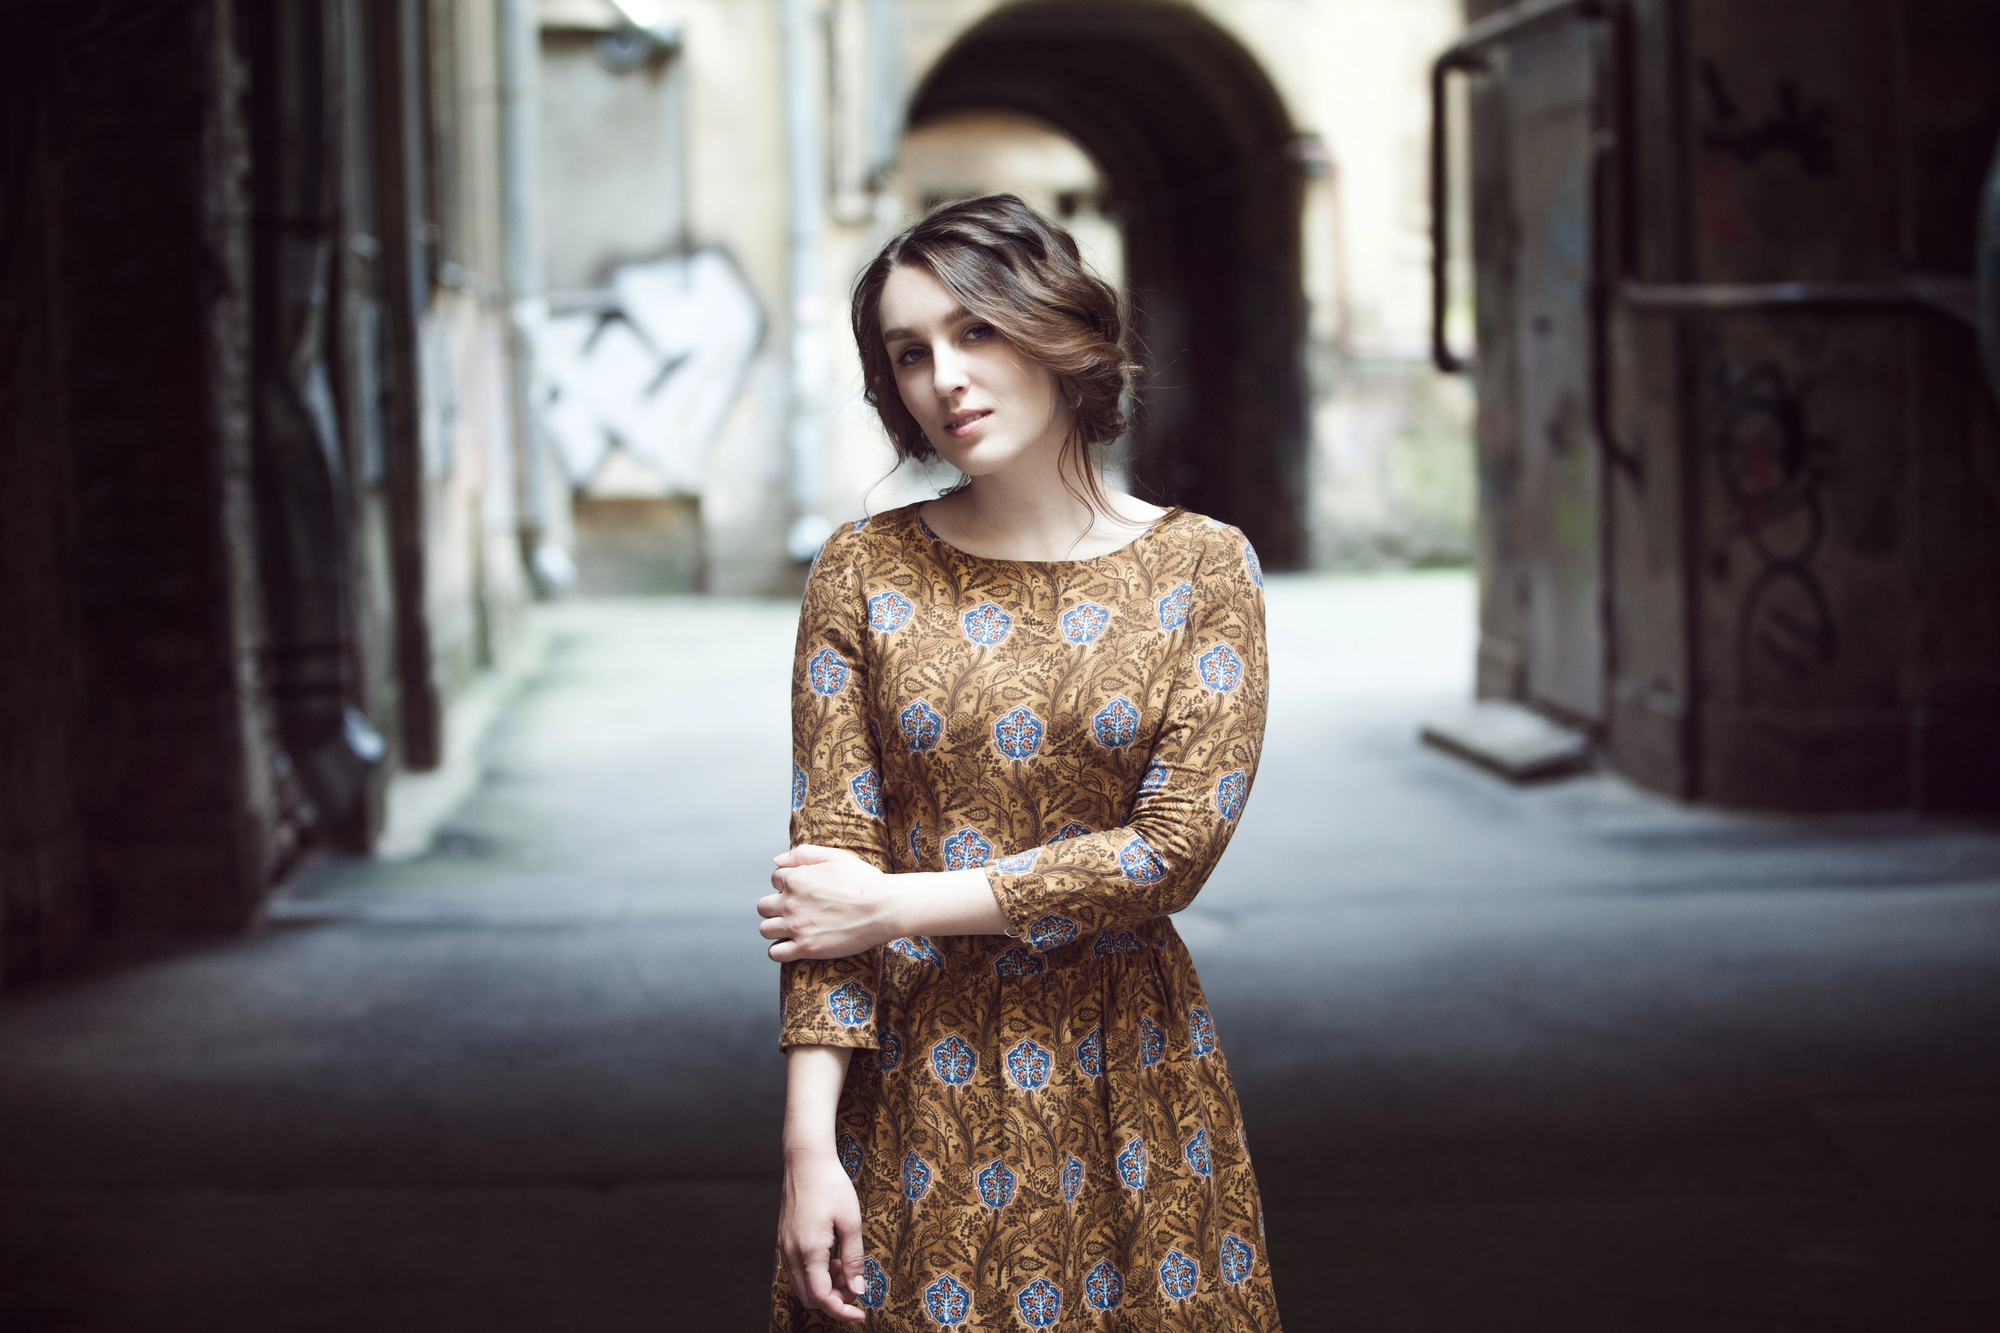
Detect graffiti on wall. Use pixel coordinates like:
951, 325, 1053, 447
1710, 359, 1838, 700
533, 249, 763, 495
1697, 63, 1838, 177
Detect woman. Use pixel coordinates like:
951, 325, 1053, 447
758, 194, 1280, 1331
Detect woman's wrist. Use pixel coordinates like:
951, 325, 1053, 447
878, 869, 1010, 938
781, 1044, 852, 1164
876, 871, 923, 942
782, 1137, 840, 1164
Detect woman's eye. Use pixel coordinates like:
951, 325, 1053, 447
964, 324, 993, 343
894, 346, 927, 366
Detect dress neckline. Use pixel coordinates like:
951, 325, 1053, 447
912, 503, 1186, 568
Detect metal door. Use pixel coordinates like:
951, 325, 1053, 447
1435, 5, 1606, 726
1506, 19, 1603, 723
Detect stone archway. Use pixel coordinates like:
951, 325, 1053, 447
910, 0, 1309, 567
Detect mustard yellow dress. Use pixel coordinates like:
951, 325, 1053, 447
774, 504, 1281, 1332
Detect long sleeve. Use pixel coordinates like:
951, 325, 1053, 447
778, 525, 895, 1050
983, 527, 1268, 946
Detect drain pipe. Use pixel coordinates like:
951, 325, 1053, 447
498, 0, 571, 592
865, 0, 903, 187
781, 0, 833, 560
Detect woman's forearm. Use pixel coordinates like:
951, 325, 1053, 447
885, 868, 1011, 938
783, 1045, 854, 1159
759, 850, 1011, 962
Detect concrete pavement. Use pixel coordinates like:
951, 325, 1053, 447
2, 574, 1996, 1331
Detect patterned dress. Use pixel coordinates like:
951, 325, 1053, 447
774, 504, 1280, 1332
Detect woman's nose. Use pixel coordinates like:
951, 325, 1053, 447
931, 343, 969, 396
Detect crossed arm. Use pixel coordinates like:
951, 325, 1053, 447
763, 848, 1009, 1321
757, 844, 1008, 962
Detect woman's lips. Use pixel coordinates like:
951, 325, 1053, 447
945, 409, 991, 439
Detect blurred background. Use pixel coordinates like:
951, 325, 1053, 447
2, 0, 1998, 1329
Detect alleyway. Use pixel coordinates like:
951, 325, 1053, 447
3, 574, 1997, 1332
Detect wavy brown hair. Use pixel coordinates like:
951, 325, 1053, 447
851, 193, 1138, 516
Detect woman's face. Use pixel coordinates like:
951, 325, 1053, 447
879, 263, 1066, 480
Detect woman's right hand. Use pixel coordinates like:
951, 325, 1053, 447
778, 1147, 869, 1321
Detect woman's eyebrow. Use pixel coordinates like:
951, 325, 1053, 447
882, 307, 976, 343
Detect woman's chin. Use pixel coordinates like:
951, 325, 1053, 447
934, 449, 995, 478
934, 441, 1044, 480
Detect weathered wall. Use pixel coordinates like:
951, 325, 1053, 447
0, 0, 538, 985
69, 0, 305, 930
0, 6, 90, 983
537, 32, 689, 293
1679, 0, 2000, 809
1462, 0, 2000, 811
1596, 0, 1698, 795
0, 1, 303, 979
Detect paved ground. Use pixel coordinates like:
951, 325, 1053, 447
2, 573, 1997, 1332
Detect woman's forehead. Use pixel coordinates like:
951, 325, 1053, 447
879, 264, 967, 336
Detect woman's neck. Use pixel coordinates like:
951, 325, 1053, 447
922, 462, 1162, 563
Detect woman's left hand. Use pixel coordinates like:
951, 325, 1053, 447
759, 845, 899, 962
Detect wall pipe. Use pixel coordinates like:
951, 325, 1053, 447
781, 0, 833, 561
864, 0, 904, 186
498, 0, 565, 591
